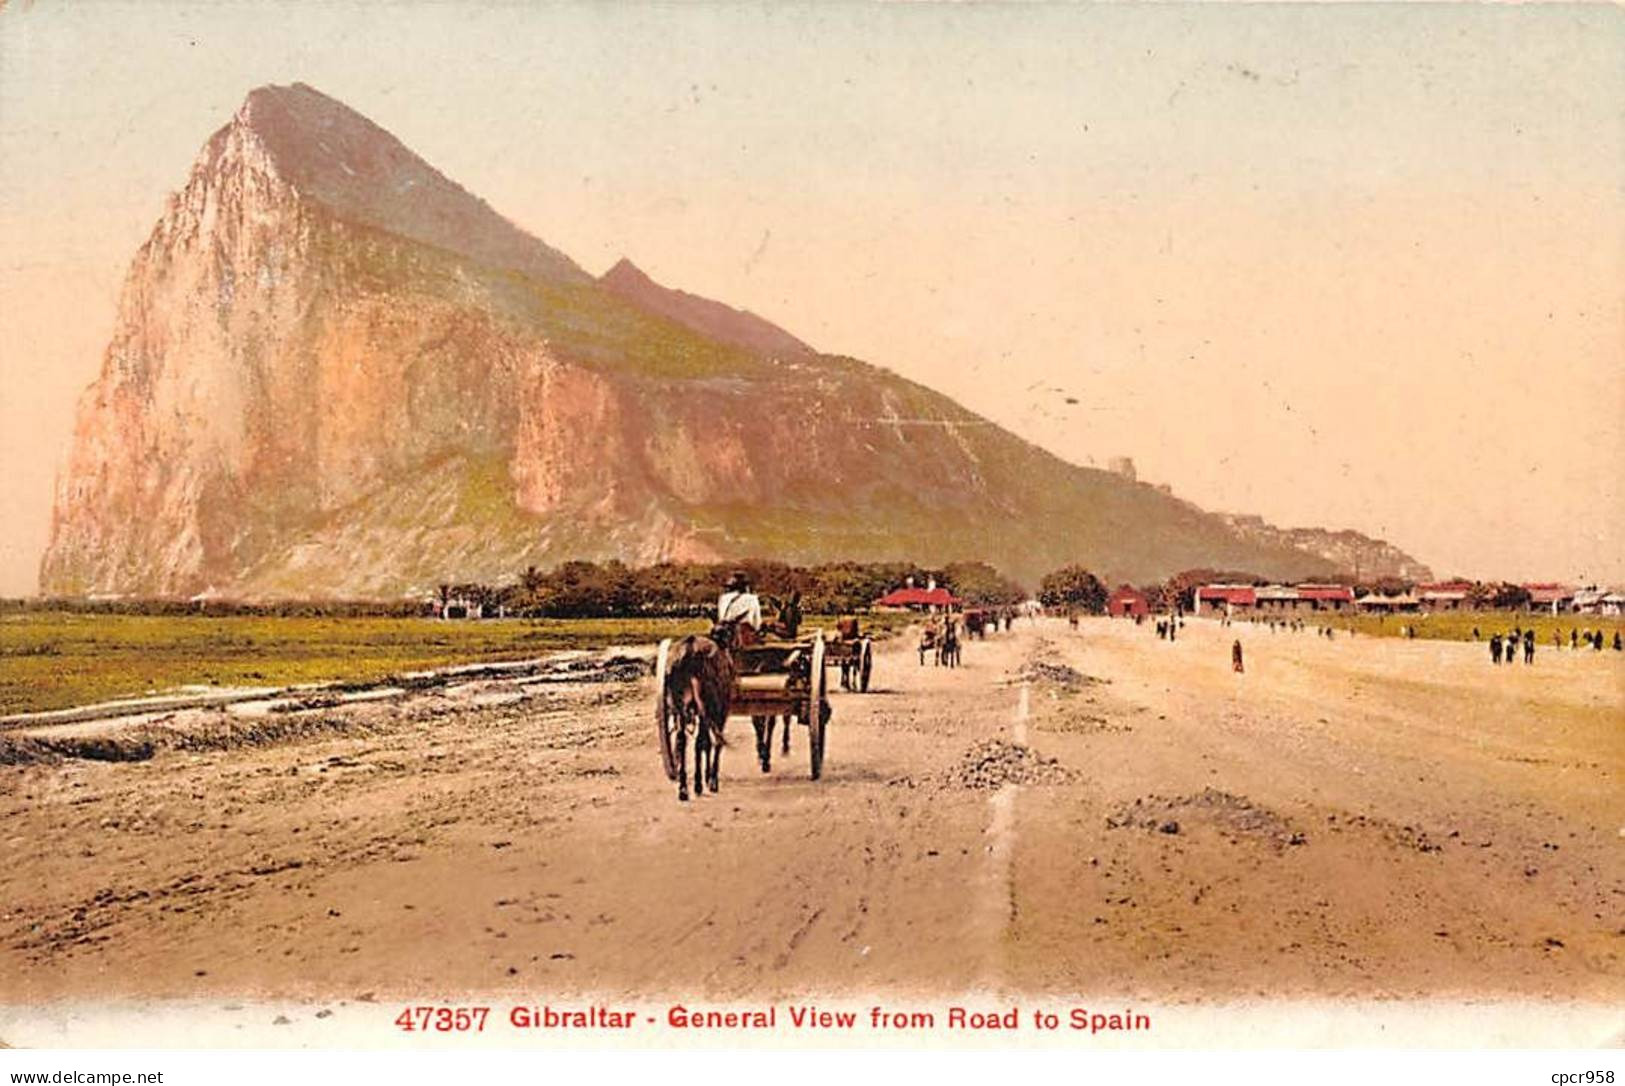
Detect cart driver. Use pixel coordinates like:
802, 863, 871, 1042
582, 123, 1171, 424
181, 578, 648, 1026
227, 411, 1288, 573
718, 570, 762, 636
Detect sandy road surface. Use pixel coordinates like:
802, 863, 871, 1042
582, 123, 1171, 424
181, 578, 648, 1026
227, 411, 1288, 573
2, 618, 1621, 1024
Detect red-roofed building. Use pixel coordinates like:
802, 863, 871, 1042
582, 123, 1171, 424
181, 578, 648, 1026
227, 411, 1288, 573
1523, 583, 1574, 614
1296, 584, 1355, 611
1194, 585, 1257, 616
875, 586, 961, 611
1107, 585, 1149, 618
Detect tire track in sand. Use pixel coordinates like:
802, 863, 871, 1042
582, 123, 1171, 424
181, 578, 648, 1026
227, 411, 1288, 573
973, 677, 1029, 989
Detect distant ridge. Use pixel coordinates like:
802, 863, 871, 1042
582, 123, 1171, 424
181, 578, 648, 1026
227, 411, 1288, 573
600, 257, 814, 360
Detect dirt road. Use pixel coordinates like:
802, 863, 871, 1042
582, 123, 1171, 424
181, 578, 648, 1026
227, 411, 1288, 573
2, 618, 1621, 1030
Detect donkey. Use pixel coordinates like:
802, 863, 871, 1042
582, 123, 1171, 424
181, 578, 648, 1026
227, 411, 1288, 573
663, 622, 739, 801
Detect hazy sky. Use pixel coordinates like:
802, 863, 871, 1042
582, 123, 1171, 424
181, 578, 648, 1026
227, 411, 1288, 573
2, 1, 1621, 594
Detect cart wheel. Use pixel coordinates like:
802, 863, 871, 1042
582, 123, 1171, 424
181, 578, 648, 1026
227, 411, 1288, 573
807, 633, 827, 779
859, 638, 873, 692
654, 638, 678, 781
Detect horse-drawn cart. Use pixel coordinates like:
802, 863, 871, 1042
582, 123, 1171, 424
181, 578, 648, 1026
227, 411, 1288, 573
824, 632, 874, 692
655, 632, 831, 785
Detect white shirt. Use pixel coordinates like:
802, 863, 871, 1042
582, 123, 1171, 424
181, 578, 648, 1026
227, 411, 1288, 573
718, 590, 762, 629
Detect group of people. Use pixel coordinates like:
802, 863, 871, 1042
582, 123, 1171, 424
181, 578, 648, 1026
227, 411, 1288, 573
1560, 627, 1621, 652
1477, 624, 1623, 665
1487, 628, 1536, 665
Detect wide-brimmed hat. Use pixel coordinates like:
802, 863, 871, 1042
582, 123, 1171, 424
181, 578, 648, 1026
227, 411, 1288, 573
725, 570, 750, 591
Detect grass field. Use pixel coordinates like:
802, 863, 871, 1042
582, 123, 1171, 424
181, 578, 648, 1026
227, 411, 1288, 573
0, 611, 912, 715
1236, 608, 1625, 645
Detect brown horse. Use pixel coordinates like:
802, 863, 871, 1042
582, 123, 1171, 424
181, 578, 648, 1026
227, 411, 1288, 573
918, 620, 939, 666
834, 616, 862, 690
760, 590, 803, 640
936, 615, 961, 667
663, 622, 739, 801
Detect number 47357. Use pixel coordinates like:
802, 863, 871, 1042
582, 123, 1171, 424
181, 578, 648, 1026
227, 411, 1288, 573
395, 1006, 491, 1032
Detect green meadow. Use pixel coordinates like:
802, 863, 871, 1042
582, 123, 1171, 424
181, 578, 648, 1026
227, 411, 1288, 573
0, 611, 909, 715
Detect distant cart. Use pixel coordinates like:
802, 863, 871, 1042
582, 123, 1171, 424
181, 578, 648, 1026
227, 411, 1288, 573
823, 631, 874, 692
655, 632, 831, 781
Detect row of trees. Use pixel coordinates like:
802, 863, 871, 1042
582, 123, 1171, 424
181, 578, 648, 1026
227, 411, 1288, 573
444, 559, 1029, 619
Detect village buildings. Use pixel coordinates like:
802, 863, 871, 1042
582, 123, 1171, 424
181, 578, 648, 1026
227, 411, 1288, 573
1188, 579, 1617, 617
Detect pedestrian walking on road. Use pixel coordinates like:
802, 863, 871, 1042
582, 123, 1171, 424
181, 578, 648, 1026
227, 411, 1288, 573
1232, 639, 1244, 673
1490, 634, 1502, 665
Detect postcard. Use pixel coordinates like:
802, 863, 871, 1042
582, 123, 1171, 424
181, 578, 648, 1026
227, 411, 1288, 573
1, 0, 1620, 1072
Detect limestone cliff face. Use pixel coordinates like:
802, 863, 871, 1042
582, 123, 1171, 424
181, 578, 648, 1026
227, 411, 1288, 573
41, 83, 1427, 598
43, 103, 318, 596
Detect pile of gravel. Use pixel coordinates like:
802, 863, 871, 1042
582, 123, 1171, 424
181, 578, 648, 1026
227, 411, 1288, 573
1107, 788, 1305, 846
1018, 660, 1102, 690
944, 738, 1074, 790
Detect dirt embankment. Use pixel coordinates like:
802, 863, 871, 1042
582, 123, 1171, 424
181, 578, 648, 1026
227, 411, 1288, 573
0, 653, 650, 766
